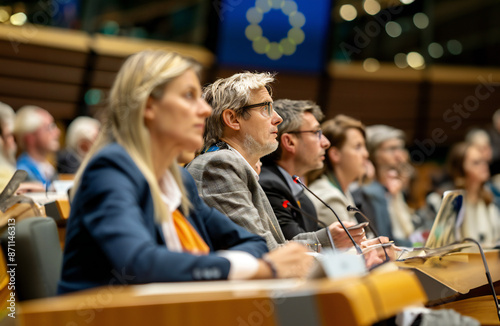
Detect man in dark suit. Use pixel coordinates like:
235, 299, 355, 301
259, 100, 334, 240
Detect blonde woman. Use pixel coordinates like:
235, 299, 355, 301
58, 50, 312, 294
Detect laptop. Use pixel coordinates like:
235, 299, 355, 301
397, 190, 469, 260
425, 190, 465, 249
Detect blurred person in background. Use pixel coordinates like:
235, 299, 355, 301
14, 105, 60, 188
447, 142, 500, 246
57, 116, 101, 174
0, 102, 17, 190
488, 109, 500, 180
352, 125, 421, 247
466, 128, 500, 208
0, 102, 45, 193
307, 115, 369, 226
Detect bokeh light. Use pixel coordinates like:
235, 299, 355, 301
340, 4, 357, 21
363, 58, 380, 72
407, 51, 425, 70
385, 21, 402, 38
413, 13, 429, 29
428, 42, 444, 59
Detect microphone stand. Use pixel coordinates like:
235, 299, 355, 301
347, 205, 390, 262
292, 175, 363, 255
461, 238, 500, 321
282, 200, 336, 249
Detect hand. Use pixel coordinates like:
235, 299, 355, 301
261, 242, 314, 278
361, 237, 401, 262
15, 182, 45, 195
329, 221, 366, 249
380, 168, 403, 195
363, 248, 384, 269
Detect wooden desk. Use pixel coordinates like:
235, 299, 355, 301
18, 269, 426, 326
396, 250, 500, 325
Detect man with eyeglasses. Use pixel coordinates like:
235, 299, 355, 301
259, 99, 343, 241
187, 72, 360, 251
14, 105, 61, 188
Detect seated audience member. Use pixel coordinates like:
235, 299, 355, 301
447, 142, 500, 246
352, 125, 419, 247
0, 102, 45, 193
0, 102, 17, 190
14, 106, 60, 188
186, 72, 363, 251
58, 50, 313, 295
465, 128, 500, 208
308, 115, 369, 226
488, 109, 500, 179
259, 99, 332, 240
57, 116, 100, 174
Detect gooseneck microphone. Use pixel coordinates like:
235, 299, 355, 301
282, 200, 335, 249
462, 238, 500, 321
292, 175, 363, 255
347, 205, 389, 262
347, 205, 380, 238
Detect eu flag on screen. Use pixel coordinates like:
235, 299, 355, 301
216, 0, 332, 73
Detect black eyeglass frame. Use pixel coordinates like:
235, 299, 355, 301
288, 129, 323, 140
240, 101, 274, 117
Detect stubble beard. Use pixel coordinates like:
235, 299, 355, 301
243, 133, 278, 158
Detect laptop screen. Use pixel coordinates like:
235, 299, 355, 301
425, 190, 465, 249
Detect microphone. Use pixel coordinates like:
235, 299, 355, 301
462, 238, 500, 321
347, 205, 390, 262
292, 175, 363, 255
282, 200, 335, 249
347, 205, 380, 238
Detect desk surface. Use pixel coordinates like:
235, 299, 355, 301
396, 250, 500, 325
19, 269, 426, 326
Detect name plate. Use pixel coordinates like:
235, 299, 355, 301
318, 249, 367, 279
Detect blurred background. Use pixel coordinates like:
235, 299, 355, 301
0, 0, 499, 163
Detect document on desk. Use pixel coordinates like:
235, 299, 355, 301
133, 279, 303, 297
396, 242, 475, 262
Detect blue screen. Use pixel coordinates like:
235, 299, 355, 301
216, 0, 332, 73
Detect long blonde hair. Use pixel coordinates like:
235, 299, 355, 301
73, 50, 198, 222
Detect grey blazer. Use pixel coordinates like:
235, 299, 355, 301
187, 148, 286, 250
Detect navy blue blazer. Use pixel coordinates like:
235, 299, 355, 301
58, 143, 268, 294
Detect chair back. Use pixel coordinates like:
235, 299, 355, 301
1, 217, 62, 301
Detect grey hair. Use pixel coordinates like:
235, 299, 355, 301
465, 128, 490, 146
203, 71, 275, 149
65, 116, 101, 154
264, 99, 323, 163
493, 109, 500, 124
13, 105, 46, 150
0, 102, 15, 131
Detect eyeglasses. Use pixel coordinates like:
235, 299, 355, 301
241, 101, 274, 118
288, 129, 323, 141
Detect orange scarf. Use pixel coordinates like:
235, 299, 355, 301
172, 209, 209, 255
